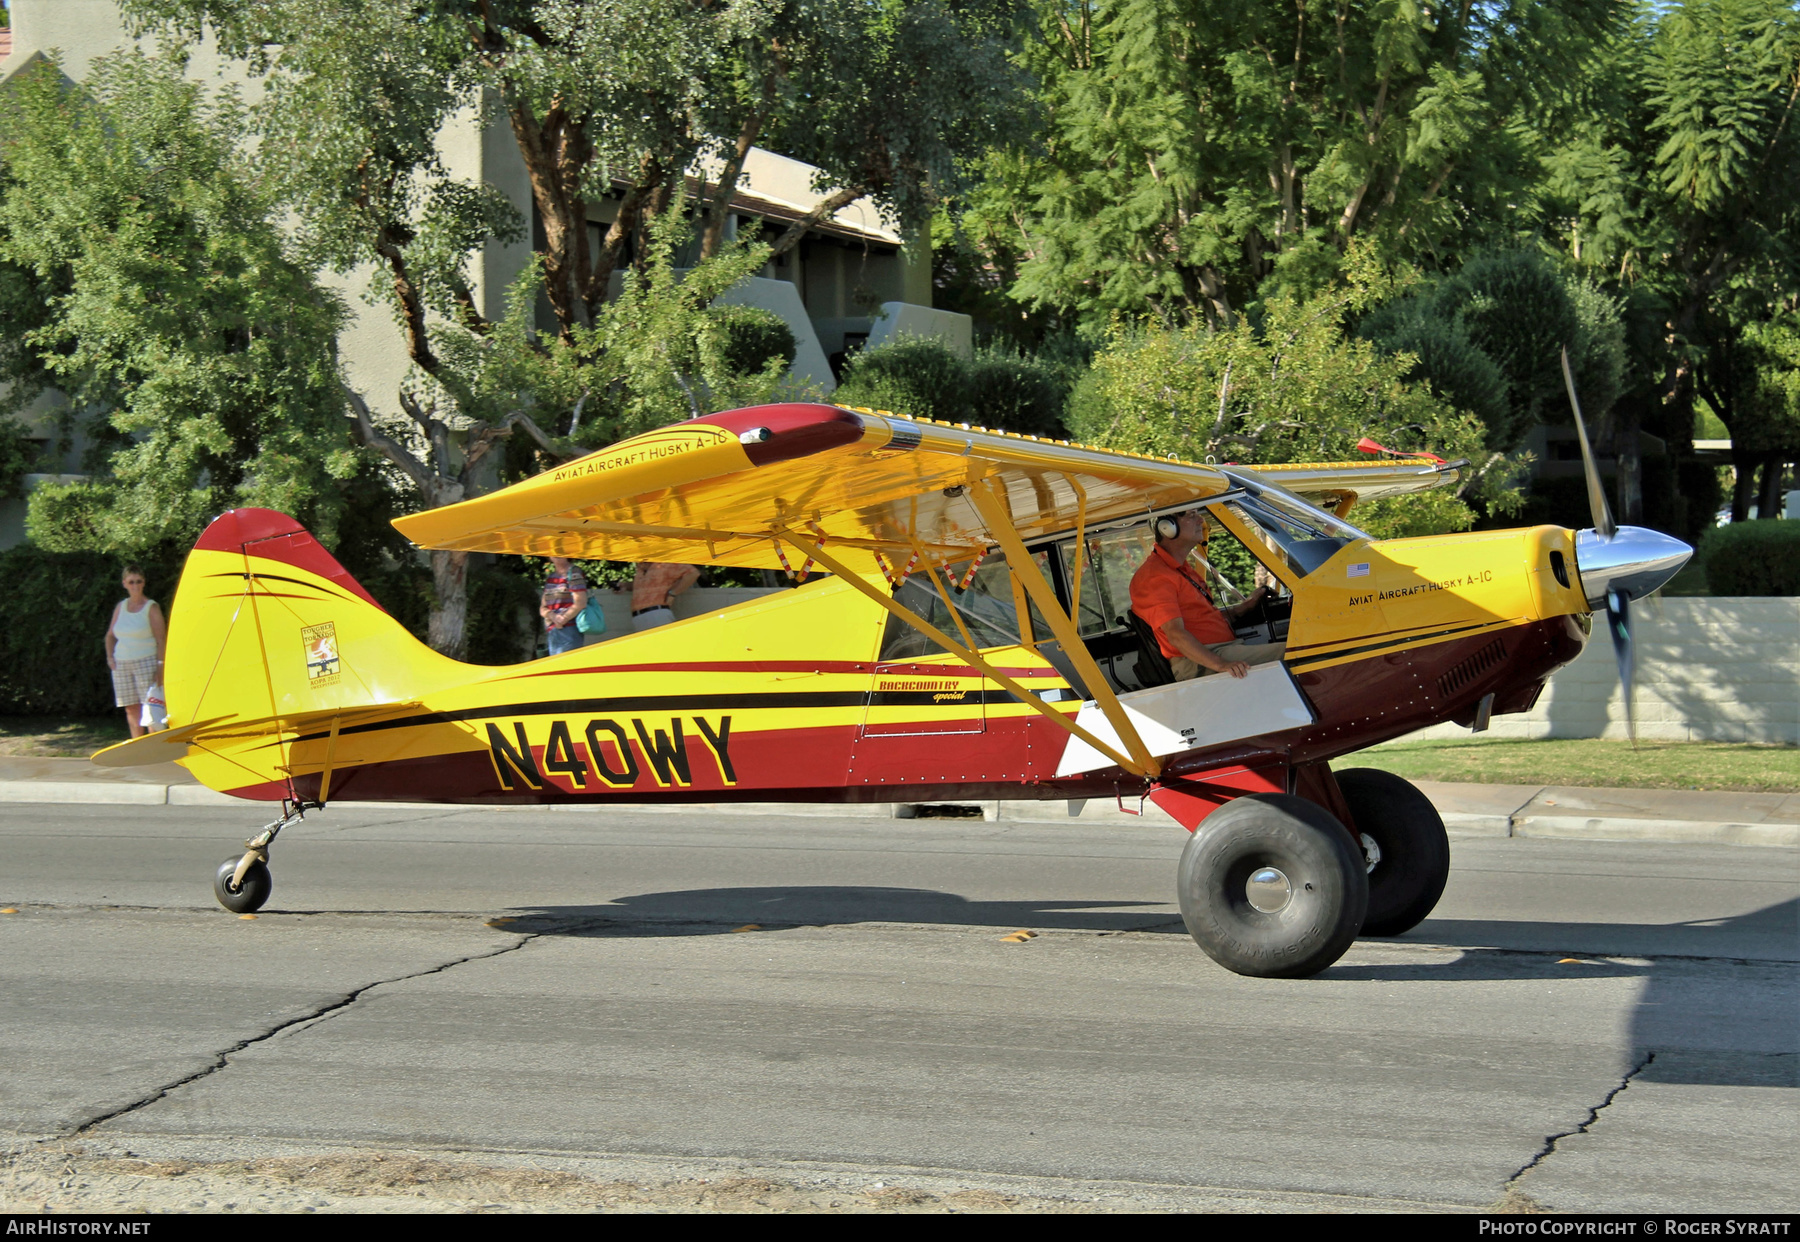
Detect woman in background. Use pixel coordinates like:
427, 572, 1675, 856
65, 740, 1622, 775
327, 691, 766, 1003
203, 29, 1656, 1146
539, 556, 589, 656
105, 565, 166, 739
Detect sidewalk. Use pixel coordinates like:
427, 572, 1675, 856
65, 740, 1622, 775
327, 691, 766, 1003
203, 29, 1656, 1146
0, 757, 1793, 847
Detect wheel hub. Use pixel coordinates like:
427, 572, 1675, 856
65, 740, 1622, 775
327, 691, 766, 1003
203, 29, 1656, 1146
1360, 832, 1381, 874
1245, 866, 1293, 913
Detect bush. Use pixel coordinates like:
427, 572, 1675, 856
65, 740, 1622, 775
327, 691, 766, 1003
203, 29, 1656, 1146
832, 335, 1072, 437
711, 305, 797, 378
964, 349, 1068, 438
1068, 291, 1516, 532
833, 336, 970, 421
1700, 520, 1800, 596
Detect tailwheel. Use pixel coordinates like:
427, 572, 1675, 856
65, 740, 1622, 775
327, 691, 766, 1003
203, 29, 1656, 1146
1335, 768, 1450, 937
214, 854, 271, 913
211, 800, 313, 914
1176, 793, 1368, 978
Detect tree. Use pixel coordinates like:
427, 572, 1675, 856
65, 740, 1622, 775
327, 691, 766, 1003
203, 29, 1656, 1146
965, 0, 1622, 330
0, 53, 361, 556
1534, 0, 1800, 522
1359, 248, 1626, 458
123, 0, 1028, 340
1695, 314, 1800, 519
1064, 276, 1523, 538
122, 0, 1030, 655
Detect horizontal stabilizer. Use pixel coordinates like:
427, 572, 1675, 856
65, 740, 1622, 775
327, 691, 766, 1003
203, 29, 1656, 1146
90, 703, 420, 769
90, 717, 237, 768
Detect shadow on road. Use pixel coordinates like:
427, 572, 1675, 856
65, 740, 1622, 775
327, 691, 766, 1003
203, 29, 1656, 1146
510, 884, 1183, 935
506, 889, 1796, 1089
1299, 899, 1797, 1090
1376, 902, 1797, 962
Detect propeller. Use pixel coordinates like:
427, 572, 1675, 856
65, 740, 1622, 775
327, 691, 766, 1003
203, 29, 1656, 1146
1559, 348, 1691, 747
1560, 347, 1632, 743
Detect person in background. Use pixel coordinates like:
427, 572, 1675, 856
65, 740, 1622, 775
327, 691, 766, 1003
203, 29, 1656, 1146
631, 562, 700, 631
539, 556, 589, 656
105, 564, 166, 738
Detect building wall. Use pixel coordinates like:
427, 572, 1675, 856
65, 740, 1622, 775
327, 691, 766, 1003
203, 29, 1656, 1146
1405, 597, 1800, 745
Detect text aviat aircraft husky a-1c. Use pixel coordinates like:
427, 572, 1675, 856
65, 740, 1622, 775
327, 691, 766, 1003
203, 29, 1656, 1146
95, 379, 1691, 977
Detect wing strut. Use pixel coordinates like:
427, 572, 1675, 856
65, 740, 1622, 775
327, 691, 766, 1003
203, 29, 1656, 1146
781, 535, 1151, 777
965, 477, 1162, 779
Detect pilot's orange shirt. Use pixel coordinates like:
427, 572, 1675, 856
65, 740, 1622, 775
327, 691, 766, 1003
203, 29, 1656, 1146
1130, 544, 1235, 656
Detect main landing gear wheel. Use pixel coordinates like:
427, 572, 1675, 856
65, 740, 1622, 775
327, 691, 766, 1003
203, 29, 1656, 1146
214, 854, 271, 913
1335, 768, 1450, 937
1176, 793, 1368, 979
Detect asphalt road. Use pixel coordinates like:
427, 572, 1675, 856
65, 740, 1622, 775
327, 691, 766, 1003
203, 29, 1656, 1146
1, 801, 1794, 1213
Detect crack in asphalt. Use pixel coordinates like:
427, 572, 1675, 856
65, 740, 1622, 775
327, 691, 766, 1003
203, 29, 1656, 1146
1507, 1049, 1656, 1187
66, 930, 543, 1140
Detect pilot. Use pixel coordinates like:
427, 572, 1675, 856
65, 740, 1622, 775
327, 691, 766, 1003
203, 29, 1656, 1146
1129, 508, 1285, 680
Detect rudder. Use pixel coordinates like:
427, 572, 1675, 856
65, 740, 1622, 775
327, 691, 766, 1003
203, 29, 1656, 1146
168, 508, 464, 733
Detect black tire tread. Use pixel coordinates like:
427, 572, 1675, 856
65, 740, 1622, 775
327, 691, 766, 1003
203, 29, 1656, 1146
213, 855, 272, 914
1335, 767, 1450, 937
1176, 793, 1368, 979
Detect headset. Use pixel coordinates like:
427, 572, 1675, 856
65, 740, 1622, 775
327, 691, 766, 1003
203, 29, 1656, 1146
1154, 509, 1199, 541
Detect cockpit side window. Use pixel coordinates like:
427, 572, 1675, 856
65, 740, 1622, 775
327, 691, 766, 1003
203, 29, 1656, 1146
1058, 527, 1156, 638
878, 555, 1032, 661
1196, 515, 1267, 602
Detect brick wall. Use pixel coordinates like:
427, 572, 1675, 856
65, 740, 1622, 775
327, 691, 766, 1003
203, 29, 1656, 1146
1404, 597, 1799, 744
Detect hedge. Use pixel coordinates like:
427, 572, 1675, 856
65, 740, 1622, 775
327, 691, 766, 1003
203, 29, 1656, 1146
1700, 520, 1800, 596
832, 336, 1070, 438
0, 544, 183, 715
712, 304, 797, 376
0, 543, 543, 717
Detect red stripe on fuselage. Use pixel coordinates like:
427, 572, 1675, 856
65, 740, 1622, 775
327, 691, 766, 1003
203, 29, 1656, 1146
501, 661, 1053, 680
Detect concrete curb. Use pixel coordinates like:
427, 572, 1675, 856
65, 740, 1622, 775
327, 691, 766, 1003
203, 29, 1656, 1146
1509, 814, 1800, 848
0, 779, 1792, 846
1439, 809, 1799, 847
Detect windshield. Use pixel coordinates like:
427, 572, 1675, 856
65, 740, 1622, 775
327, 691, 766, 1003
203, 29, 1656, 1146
1218, 469, 1372, 539
1213, 491, 1361, 578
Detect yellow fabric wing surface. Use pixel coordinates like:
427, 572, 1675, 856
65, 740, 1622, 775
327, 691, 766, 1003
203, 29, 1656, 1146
392, 403, 1460, 565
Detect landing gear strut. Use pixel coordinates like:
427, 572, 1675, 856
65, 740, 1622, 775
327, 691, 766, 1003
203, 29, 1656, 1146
212, 799, 315, 913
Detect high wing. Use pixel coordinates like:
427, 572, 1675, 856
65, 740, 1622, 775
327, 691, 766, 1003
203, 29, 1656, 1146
392, 403, 1460, 566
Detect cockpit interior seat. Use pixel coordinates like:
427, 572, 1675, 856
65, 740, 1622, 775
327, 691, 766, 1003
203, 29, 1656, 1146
1123, 609, 1175, 688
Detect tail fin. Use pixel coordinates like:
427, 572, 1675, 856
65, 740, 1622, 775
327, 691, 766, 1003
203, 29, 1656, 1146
168, 508, 464, 732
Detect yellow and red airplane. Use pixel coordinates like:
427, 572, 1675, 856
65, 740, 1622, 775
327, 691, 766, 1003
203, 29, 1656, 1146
93, 396, 1689, 977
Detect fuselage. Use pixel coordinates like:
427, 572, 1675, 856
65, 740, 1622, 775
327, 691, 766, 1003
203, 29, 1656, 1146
185, 522, 1590, 809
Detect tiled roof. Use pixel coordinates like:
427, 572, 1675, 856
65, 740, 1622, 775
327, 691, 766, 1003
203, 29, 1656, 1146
0, 29, 13, 63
